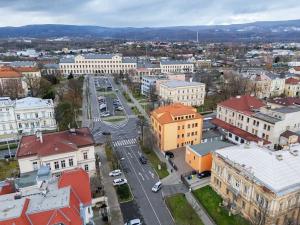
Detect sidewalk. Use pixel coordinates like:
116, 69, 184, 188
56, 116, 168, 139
97, 146, 124, 225
82, 76, 92, 128
185, 192, 216, 225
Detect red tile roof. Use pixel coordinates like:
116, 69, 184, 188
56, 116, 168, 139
285, 77, 300, 85
15, 67, 40, 73
293, 66, 300, 72
212, 118, 270, 145
17, 128, 94, 158
0, 67, 22, 78
268, 97, 300, 106
59, 168, 92, 206
0, 180, 15, 196
218, 95, 265, 115
151, 103, 202, 124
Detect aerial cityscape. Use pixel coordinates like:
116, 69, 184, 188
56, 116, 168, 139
1, 1, 300, 225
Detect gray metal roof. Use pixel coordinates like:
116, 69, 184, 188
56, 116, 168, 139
253, 112, 281, 124
122, 58, 137, 63
161, 80, 204, 88
59, 57, 75, 63
84, 53, 114, 59
272, 106, 300, 114
187, 140, 234, 156
10, 61, 36, 67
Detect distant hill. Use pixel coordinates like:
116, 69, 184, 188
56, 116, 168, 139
0, 20, 300, 42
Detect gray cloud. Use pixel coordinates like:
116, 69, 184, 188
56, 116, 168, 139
0, 0, 299, 27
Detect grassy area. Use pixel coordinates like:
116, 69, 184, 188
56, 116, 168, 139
0, 143, 17, 151
131, 106, 141, 116
105, 144, 119, 170
193, 186, 250, 225
141, 146, 169, 179
197, 94, 224, 113
123, 91, 132, 102
166, 194, 204, 225
115, 184, 133, 203
0, 159, 19, 180
98, 91, 117, 98
103, 117, 126, 123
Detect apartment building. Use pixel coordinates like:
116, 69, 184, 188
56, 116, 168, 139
284, 77, 300, 97
16, 128, 96, 175
160, 60, 194, 73
211, 143, 300, 225
59, 53, 137, 76
0, 97, 56, 141
0, 167, 94, 225
214, 95, 300, 147
159, 80, 205, 106
151, 103, 203, 151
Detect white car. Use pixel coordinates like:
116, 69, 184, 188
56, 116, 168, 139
109, 169, 122, 177
113, 178, 127, 186
151, 181, 162, 192
100, 111, 110, 117
124, 219, 142, 225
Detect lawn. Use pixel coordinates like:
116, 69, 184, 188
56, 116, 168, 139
98, 91, 117, 98
141, 146, 169, 179
115, 184, 133, 203
131, 106, 141, 116
105, 144, 119, 170
193, 186, 250, 225
0, 159, 19, 180
103, 117, 126, 123
122, 91, 132, 103
166, 194, 204, 225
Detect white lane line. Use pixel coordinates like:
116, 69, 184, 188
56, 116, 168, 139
124, 147, 162, 225
149, 171, 155, 179
144, 174, 150, 180
128, 147, 145, 172
138, 172, 145, 181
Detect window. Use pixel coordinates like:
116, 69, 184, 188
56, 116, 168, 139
61, 160, 66, 168
84, 164, 89, 171
46, 163, 51, 169
228, 133, 232, 138
83, 152, 88, 160
54, 161, 59, 170
178, 126, 180, 130
32, 161, 38, 170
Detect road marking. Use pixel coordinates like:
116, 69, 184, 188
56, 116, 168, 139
123, 148, 163, 225
149, 171, 155, 179
144, 174, 150, 180
138, 172, 145, 181
113, 138, 137, 147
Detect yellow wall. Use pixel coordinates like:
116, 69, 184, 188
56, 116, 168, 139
185, 146, 212, 172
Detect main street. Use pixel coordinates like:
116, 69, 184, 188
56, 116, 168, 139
86, 75, 174, 225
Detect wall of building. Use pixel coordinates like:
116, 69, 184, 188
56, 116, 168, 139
185, 147, 212, 173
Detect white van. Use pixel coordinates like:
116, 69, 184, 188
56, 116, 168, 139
151, 181, 162, 192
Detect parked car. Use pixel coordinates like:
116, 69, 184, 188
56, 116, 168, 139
99, 103, 107, 110
113, 178, 127, 186
151, 181, 162, 192
102, 131, 111, 136
139, 155, 147, 164
100, 111, 110, 117
109, 169, 122, 177
197, 171, 211, 179
115, 106, 124, 111
4, 153, 15, 159
124, 219, 142, 225
165, 151, 174, 158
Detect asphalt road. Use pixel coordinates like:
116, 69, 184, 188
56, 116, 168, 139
87, 75, 174, 225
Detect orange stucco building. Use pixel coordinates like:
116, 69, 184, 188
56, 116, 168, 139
151, 103, 203, 151
185, 140, 234, 173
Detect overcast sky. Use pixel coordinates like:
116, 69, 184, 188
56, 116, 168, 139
0, 0, 299, 27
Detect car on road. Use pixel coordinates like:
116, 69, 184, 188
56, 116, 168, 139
197, 170, 211, 179
109, 169, 122, 177
139, 155, 147, 164
115, 106, 124, 111
100, 111, 110, 117
4, 153, 15, 159
152, 181, 162, 192
102, 131, 111, 136
99, 103, 107, 110
124, 219, 142, 225
165, 151, 174, 158
113, 178, 127, 186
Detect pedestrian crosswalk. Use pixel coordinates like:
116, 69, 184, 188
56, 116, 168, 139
113, 138, 138, 147
93, 117, 101, 122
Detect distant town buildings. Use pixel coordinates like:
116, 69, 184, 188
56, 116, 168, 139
284, 77, 300, 97
160, 60, 194, 73
16, 128, 96, 175
159, 80, 205, 106
151, 103, 203, 151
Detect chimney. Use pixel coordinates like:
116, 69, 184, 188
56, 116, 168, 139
36, 131, 43, 143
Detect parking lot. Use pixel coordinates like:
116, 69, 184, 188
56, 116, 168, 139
94, 77, 126, 122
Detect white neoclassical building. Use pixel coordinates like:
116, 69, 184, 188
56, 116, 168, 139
59, 53, 137, 76
160, 60, 194, 73
0, 97, 56, 141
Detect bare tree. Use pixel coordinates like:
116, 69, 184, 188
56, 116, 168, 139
23, 75, 41, 97
3, 79, 24, 99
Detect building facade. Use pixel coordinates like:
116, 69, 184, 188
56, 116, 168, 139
17, 128, 96, 175
211, 144, 300, 225
151, 103, 203, 151
0, 97, 56, 141
59, 54, 137, 76
159, 80, 205, 106
160, 60, 194, 73
284, 77, 300, 97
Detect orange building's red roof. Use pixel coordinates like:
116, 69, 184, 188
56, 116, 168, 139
15, 67, 40, 73
0, 67, 22, 78
151, 103, 202, 124
286, 77, 300, 85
